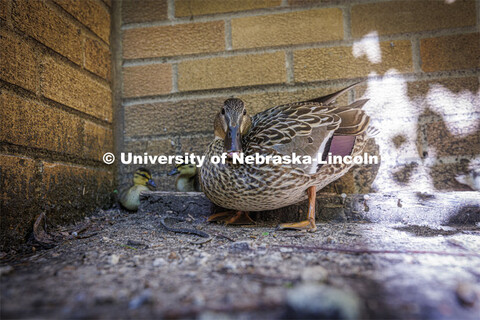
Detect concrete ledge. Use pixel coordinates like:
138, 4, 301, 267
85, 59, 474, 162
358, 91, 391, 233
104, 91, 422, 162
140, 191, 480, 226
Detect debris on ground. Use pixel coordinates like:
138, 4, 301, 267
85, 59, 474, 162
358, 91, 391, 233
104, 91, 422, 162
1, 208, 480, 319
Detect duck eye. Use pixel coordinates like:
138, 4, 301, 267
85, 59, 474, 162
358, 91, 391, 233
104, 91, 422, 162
243, 109, 247, 115
221, 108, 225, 115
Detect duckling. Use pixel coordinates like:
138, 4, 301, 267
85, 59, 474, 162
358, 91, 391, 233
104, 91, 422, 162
119, 168, 157, 211
168, 163, 201, 192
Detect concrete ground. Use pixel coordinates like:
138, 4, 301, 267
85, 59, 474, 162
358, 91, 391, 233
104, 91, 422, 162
1, 207, 480, 319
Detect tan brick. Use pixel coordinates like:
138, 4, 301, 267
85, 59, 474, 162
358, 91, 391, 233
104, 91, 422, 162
54, 0, 110, 43
0, 29, 38, 91
288, 0, 335, 5
122, 21, 224, 59
122, 139, 176, 182
420, 33, 480, 73
123, 64, 172, 97
0, 91, 84, 154
406, 77, 480, 116
175, 0, 281, 17
12, 0, 82, 64
424, 120, 480, 157
122, 0, 167, 24
125, 98, 224, 137
179, 135, 213, 155
43, 162, 114, 224
239, 86, 349, 115
294, 40, 413, 82
351, 0, 476, 38
321, 171, 355, 194
430, 161, 477, 191
0, 154, 41, 249
85, 37, 111, 80
354, 77, 479, 116
0, 0, 8, 21
41, 55, 112, 122
232, 8, 343, 49
0, 154, 38, 204
83, 121, 113, 161
178, 52, 286, 91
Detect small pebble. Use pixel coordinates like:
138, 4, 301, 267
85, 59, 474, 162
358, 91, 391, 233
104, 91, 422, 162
286, 284, 361, 320
456, 282, 479, 307
301, 266, 328, 283
0, 265, 13, 276
109, 254, 120, 265
326, 236, 335, 244
128, 289, 152, 310
153, 258, 166, 267
229, 241, 252, 253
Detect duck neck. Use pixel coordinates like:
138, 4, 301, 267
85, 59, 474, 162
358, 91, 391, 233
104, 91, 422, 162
176, 175, 195, 192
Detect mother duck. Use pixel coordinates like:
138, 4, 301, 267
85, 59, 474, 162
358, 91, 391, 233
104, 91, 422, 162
200, 83, 371, 232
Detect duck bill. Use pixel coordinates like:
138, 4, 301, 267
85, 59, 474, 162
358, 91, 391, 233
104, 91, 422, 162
225, 126, 242, 158
147, 179, 157, 190
168, 167, 179, 176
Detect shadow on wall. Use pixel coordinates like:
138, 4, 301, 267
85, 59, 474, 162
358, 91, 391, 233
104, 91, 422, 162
352, 32, 479, 193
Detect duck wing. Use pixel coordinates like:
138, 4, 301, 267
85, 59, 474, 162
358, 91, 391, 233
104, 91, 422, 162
244, 83, 369, 174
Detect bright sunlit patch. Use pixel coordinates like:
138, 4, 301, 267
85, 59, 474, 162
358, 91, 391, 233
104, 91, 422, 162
455, 156, 480, 190
352, 31, 382, 64
361, 72, 434, 192
426, 84, 480, 137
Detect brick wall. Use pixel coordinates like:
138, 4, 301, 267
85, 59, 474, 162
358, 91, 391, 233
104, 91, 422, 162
0, 0, 114, 249
119, 0, 479, 193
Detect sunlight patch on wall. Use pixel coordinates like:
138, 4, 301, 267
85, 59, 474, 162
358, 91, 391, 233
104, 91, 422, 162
352, 31, 382, 64
455, 156, 480, 191
361, 71, 434, 192
426, 84, 480, 138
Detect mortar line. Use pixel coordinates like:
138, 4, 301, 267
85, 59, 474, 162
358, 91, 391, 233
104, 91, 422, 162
411, 38, 422, 73
111, 0, 125, 182
122, 26, 479, 67
172, 63, 179, 93
477, 0, 480, 31
0, 142, 115, 171
124, 132, 214, 143
121, 0, 389, 30
121, 69, 480, 106
0, 80, 114, 127
46, 0, 110, 47
285, 51, 294, 84
225, 19, 233, 51
342, 4, 352, 41
167, 0, 175, 20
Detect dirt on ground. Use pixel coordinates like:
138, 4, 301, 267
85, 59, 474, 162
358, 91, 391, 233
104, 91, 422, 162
1, 208, 480, 319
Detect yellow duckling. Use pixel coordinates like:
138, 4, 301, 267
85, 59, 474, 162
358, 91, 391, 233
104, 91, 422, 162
119, 168, 157, 211
168, 163, 201, 192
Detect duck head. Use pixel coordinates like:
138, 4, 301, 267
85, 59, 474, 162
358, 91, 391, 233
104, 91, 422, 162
133, 168, 157, 190
214, 98, 252, 157
168, 163, 197, 178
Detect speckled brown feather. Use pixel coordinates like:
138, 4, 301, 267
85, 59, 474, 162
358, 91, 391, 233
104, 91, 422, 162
200, 84, 371, 212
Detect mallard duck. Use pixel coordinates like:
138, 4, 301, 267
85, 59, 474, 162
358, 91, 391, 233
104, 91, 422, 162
200, 83, 371, 231
119, 168, 157, 211
168, 163, 201, 192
